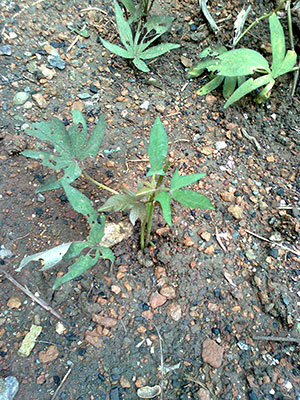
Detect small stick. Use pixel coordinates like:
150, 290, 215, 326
245, 229, 300, 256
215, 227, 227, 252
241, 128, 261, 151
155, 325, 164, 400
1, 269, 71, 326
253, 335, 300, 344
80, 7, 107, 15
66, 24, 86, 53
51, 364, 74, 400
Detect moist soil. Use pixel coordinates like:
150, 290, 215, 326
0, 1, 300, 399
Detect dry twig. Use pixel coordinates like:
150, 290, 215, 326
253, 335, 300, 344
51, 364, 74, 400
155, 325, 164, 400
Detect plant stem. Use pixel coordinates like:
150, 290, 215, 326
145, 201, 154, 248
235, 0, 286, 46
140, 220, 146, 250
82, 171, 119, 195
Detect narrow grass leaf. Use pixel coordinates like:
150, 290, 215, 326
140, 43, 180, 60
196, 75, 224, 95
133, 58, 150, 72
154, 191, 172, 226
147, 117, 168, 177
224, 74, 272, 108
113, 0, 133, 48
172, 189, 214, 209
269, 13, 285, 76
223, 76, 238, 98
171, 170, 206, 190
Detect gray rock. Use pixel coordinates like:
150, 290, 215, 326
47, 50, 65, 70
0, 45, 12, 56
13, 92, 29, 105
0, 376, 19, 400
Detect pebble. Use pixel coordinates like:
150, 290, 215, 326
0, 45, 12, 55
202, 338, 224, 368
149, 292, 167, 309
37, 193, 45, 203
92, 314, 117, 327
0, 246, 13, 260
155, 104, 165, 113
228, 205, 244, 219
32, 93, 48, 108
197, 388, 210, 400
0, 376, 19, 400
38, 345, 59, 363
245, 249, 256, 261
13, 92, 29, 105
166, 302, 182, 321
89, 84, 98, 93
7, 297, 21, 309
140, 100, 150, 110
215, 141, 227, 151
268, 248, 278, 258
220, 191, 235, 202
47, 51, 66, 70
159, 285, 176, 299
292, 207, 299, 217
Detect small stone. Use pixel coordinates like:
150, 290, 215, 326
266, 154, 275, 162
92, 314, 117, 328
0, 45, 12, 55
32, 93, 48, 108
85, 329, 103, 348
13, 92, 29, 105
120, 376, 131, 388
200, 146, 214, 156
205, 94, 217, 105
155, 104, 165, 113
36, 374, 46, 385
197, 388, 210, 400
202, 338, 224, 368
37, 193, 45, 203
166, 302, 182, 321
149, 292, 167, 309
77, 92, 91, 99
38, 345, 59, 363
110, 387, 119, 400
200, 231, 211, 242
47, 51, 66, 70
7, 297, 21, 309
180, 55, 193, 67
215, 141, 227, 151
89, 84, 98, 93
111, 285, 121, 294
220, 191, 235, 202
292, 208, 299, 218
140, 100, 149, 110
204, 245, 214, 255
135, 376, 146, 388
39, 64, 56, 80
245, 249, 256, 261
268, 248, 278, 258
159, 285, 176, 299
0, 376, 19, 400
228, 205, 244, 219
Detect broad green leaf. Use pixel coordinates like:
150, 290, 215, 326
99, 246, 114, 262
140, 43, 180, 60
129, 203, 147, 225
36, 179, 62, 193
88, 215, 105, 244
100, 38, 132, 58
196, 75, 224, 96
144, 16, 174, 36
113, 0, 133, 49
269, 13, 285, 76
35, 162, 82, 193
187, 59, 218, 78
119, 0, 136, 15
99, 194, 135, 212
71, 108, 87, 149
21, 150, 69, 170
53, 253, 100, 290
62, 183, 98, 222
25, 119, 72, 155
172, 189, 214, 210
224, 74, 273, 108
217, 49, 270, 76
63, 241, 88, 260
133, 57, 150, 72
81, 114, 106, 159
223, 76, 238, 98
171, 170, 206, 191
237, 75, 246, 86
154, 191, 172, 226
147, 117, 168, 177
16, 243, 73, 272
72, 28, 90, 38
273, 50, 297, 78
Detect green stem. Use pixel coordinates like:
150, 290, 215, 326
82, 171, 119, 195
140, 220, 146, 250
235, 0, 286, 47
145, 201, 154, 248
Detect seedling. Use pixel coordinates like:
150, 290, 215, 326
189, 13, 297, 108
100, 0, 180, 72
99, 117, 214, 249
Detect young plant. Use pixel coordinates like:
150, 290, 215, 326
100, 0, 180, 72
99, 117, 214, 250
189, 13, 297, 108
187, 46, 247, 99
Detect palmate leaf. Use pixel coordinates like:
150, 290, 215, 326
171, 170, 206, 191
22, 110, 106, 192
99, 193, 136, 212
144, 16, 174, 36
147, 117, 168, 177
154, 191, 172, 226
172, 189, 214, 210
129, 202, 147, 225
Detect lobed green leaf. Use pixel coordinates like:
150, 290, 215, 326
81, 114, 106, 159
147, 117, 168, 177
273, 50, 297, 78
63, 241, 88, 260
172, 189, 214, 210
154, 191, 172, 226
129, 203, 147, 225
171, 170, 206, 191
88, 215, 105, 244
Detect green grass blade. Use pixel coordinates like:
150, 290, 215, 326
223, 76, 238, 98
196, 75, 224, 95
82, 114, 106, 159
